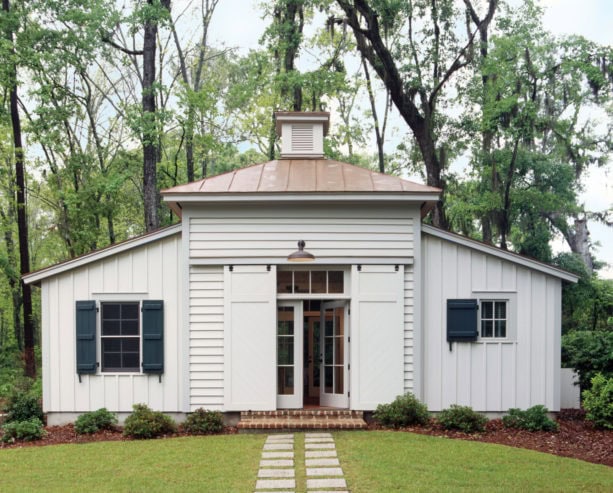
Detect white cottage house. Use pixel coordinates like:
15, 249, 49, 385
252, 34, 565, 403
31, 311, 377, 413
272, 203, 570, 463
23, 112, 578, 426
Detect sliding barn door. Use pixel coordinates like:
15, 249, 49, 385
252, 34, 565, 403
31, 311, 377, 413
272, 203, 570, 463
224, 265, 276, 410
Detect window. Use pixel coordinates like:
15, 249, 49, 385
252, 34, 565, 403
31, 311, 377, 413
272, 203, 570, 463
101, 302, 140, 372
277, 270, 344, 294
480, 300, 507, 339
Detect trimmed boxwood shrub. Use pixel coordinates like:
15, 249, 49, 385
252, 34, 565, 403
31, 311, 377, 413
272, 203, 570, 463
502, 405, 558, 432
123, 404, 176, 439
2, 417, 45, 443
74, 408, 118, 435
182, 408, 224, 435
582, 373, 613, 429
373, 393, 429, 428
437, 405, 487, 433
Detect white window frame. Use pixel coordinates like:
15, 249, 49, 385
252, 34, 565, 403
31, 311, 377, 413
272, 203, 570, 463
276, 267, 350, 300
92, 294, 148, 375
472, 291, 517, 342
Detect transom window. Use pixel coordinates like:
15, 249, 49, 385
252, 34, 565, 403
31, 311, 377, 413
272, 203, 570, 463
480, 300, 507, 338
101, 302, 140, 372
277, 270, 344, 294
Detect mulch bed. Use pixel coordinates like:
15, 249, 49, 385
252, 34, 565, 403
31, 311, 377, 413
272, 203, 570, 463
368, 411, 613, 467
1, 412, 611, 468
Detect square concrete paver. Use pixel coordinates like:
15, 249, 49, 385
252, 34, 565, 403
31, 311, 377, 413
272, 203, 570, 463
260, 459, 294, 467
305, 437, 334, 443
306, 478, 347, 489
306, 467, 343, 477
258, 469, 295, 478
305, 450, 337, 458
255, 479, 296, 490
262, 451, 294, 459
305, 433, 332, 438
305, 443, 335, 449
263, 443, 293, 450
305, 458, 340, 467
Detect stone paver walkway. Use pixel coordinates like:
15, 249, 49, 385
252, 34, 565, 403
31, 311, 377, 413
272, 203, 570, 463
254, 432, 349, 493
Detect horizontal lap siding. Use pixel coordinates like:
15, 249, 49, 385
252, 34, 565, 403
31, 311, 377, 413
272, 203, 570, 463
423, 234, 560, 411
42, 234, 182, 414
189, 266, 224, 411
404, 266, 414, 393
189, 205, 414, 260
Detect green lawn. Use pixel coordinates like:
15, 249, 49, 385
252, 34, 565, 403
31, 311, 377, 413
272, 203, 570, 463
0, 432, 611, 492
335, 431, 613, 492
0, 435, 264, 492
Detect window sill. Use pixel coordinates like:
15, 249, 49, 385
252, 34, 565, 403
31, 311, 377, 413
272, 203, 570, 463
474, 339, 517, 344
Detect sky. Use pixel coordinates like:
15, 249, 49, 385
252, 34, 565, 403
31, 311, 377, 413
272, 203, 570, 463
201, 0, 612, 276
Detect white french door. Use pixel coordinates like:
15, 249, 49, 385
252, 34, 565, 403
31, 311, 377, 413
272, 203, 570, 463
320, 301, 349, 408
276, 301, 303, 409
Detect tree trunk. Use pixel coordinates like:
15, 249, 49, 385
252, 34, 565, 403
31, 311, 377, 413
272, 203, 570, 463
3, 0, 35, 377
142, 6, 160, 232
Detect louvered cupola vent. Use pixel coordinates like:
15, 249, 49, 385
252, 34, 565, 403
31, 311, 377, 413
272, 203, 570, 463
275, 111, 330, 159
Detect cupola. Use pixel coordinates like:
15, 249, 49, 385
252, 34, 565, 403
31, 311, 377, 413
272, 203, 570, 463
274, 111, 330, 159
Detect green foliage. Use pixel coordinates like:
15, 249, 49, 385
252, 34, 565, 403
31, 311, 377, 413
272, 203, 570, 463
182, 408, 224, 435
562, 331, 613, 391
437, 405, 487, 433
74, 408, 117, 434
502, 405, 558, 432
373, 393, 430, 428
1, 417, 45, 443
122, 403, 176, 439
3, 378, 43, 424
582, 373, 613, 429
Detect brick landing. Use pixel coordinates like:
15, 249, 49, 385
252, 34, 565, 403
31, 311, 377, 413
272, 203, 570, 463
238, 410, 367, 431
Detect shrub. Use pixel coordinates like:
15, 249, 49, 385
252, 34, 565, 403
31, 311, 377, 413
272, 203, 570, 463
582, 373, 613, 429
437, 405, 487, 433
74, 408, 118, 435
502, 405, 558, 432
562, 330, 613, 391
3, 384, 43, 424
373, 393, 429, 428
123, 404, 176, 439
182, 408, 224, 435
2, 418, 45, 443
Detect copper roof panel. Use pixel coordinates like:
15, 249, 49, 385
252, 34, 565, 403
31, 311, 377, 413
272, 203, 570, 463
341, 163, 374, 191
287, 160, 317, 191
200, 170, 234, 192
228, 163, 263, 192
161, 158, 442, 195
316, 160, 344, 191
259, 160, 290, 191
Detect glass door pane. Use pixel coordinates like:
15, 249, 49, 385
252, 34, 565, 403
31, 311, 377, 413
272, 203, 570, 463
322, 306, 344, 395
277, 306, 294, 395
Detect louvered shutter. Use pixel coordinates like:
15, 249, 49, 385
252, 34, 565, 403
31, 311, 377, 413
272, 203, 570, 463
76, 300, 97, 374
447, 299, 479, 342
142, 300, 164, 373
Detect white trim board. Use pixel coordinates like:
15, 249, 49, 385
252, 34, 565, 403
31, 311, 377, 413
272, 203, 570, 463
422, 225, 579, 283
23, 224, 182, 285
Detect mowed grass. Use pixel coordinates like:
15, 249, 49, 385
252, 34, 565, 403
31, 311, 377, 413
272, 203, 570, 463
335, 431, 613, 492
0, 434, 264, 493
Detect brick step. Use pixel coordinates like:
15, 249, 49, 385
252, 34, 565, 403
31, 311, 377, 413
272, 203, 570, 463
237, 418, 367, 431
238, 409, 367, 431
240, 410, 363, 419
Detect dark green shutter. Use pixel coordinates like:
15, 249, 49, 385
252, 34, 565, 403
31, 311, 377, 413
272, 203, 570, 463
76, 300, 97, 374
447, 299, 479, 342
142, 300, 164, 373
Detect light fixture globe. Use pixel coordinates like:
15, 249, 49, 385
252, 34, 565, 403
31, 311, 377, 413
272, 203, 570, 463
287, 240, 315, 262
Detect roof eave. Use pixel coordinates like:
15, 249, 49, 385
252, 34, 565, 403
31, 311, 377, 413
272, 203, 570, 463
422, 225, 580, 283
162, 192, 441, 204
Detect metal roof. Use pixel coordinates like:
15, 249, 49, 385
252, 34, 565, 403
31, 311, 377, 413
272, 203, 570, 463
161, 159, 441, 195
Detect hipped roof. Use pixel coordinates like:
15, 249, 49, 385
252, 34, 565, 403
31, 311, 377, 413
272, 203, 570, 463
162, 159, 440, 195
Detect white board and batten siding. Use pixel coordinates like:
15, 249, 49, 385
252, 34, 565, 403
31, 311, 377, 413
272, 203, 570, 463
40, 233, 183, 416
422, 233, 562, 412
187, 204, 415, 262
